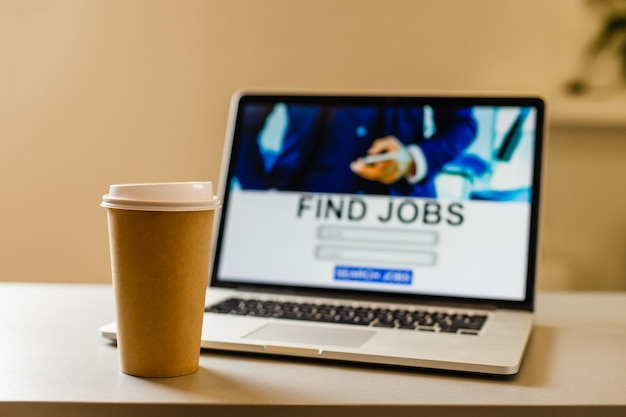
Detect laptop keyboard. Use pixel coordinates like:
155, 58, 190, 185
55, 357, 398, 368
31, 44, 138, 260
206, 298, 488, 335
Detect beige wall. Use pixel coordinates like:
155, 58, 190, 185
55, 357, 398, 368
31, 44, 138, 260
1, 0, 625, 290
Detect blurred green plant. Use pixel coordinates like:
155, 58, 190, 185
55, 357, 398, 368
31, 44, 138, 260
566, 0, 626, 94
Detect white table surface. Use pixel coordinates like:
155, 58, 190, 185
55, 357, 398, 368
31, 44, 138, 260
1, 283, 625, 417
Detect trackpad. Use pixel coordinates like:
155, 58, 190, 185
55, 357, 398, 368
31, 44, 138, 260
243, 323, 376, 348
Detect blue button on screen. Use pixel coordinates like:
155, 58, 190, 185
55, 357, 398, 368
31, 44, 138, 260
334, 265, 412, 285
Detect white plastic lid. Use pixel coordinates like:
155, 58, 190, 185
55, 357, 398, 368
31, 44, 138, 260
101, 182, 221, 211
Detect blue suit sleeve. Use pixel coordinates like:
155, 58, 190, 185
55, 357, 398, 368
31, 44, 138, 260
418, 107, 477, 181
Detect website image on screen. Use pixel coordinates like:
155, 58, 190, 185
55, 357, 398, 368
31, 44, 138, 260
217, 100, 539, 302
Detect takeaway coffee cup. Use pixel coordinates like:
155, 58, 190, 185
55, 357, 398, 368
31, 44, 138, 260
101, 182, 220, 377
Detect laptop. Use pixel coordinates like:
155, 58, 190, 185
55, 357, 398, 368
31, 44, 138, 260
102, 90, 545, 375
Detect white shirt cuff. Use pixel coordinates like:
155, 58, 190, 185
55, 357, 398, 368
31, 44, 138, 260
406, 144, 428, 184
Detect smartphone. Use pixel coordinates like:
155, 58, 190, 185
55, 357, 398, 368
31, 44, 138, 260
361, 152, 400, 165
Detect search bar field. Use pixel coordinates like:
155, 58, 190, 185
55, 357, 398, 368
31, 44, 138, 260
318, 226, 438, 246
316, 245, 436, 266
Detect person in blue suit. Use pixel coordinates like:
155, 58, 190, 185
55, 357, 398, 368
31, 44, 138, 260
234, 103, 477, 198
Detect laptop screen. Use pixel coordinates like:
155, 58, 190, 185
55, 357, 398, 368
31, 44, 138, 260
211, 92, 544, 309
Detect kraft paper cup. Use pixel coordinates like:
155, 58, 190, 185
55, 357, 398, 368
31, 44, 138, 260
102, 182, 220, 377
